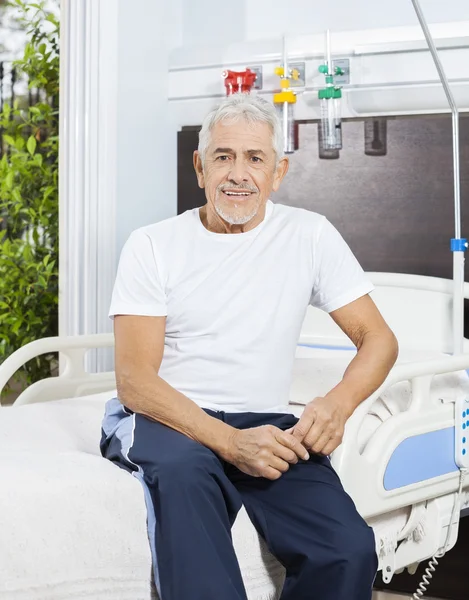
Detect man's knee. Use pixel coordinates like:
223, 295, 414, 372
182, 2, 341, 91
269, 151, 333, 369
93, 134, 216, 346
337, 524, 377, 572
303, 522, 376, 574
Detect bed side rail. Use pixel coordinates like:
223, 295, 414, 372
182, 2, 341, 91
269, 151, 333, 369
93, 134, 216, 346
0, 334, 115, 406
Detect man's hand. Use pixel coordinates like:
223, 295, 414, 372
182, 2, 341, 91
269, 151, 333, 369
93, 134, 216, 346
225, 426, 310, 481
287, 395, 355, 456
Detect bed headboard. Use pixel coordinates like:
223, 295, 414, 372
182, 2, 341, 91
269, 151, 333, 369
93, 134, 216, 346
300, 272, 469, 354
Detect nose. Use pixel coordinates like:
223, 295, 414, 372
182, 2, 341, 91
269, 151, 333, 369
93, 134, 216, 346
227, 159, 249, 184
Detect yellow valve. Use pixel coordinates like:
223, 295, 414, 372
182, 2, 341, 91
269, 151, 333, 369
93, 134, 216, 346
273, 90, 297, 104
274, 66, 285, 77
291, 68, 300, 81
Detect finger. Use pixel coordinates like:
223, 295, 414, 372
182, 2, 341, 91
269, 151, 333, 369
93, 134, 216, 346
277, 432, 309, 461
272, 442, 298, 465
284, 427, 295, 434
269, 456, 290, 474
291, 412, 315, 441
310, 431, 332, 455
321, 437, 343, 457
263, 466, 283, 481
303, 422, 328, 451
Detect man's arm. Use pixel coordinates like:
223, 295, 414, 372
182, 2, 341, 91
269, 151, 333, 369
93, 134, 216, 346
115, 315, 309, 479
328, 294, 399, 410
290, 295, 398, 455
115, 314, 236, 454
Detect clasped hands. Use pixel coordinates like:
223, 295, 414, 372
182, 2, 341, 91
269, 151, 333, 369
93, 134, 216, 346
226, 395, 355, 481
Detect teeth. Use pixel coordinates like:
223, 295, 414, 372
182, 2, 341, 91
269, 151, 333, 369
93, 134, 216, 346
224, 192, 250, 196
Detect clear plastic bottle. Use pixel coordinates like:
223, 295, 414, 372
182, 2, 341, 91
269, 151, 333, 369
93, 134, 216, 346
364, 119, 387, 156
319, 96, 342, 150
318, 123, 340, 159
276, 101, 295, 154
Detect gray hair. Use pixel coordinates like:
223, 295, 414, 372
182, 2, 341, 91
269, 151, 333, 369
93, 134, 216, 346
198, 93, 284, 165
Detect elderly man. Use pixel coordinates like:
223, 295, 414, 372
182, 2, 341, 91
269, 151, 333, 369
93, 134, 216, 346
101, 93, 398, 600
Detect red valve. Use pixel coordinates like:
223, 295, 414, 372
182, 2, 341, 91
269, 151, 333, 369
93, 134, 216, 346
222, 69, 257, 95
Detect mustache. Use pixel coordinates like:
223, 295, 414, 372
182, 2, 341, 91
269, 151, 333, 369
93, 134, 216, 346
217, 183, 259, 193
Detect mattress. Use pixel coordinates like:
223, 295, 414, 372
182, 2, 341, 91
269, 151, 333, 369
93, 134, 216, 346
0, 346, 467, 600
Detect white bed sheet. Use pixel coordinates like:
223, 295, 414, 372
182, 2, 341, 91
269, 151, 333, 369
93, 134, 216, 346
1, 347, 468, 599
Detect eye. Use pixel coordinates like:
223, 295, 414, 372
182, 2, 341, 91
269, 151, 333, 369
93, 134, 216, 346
216, 155, 230, 161
250, 156, 262, 163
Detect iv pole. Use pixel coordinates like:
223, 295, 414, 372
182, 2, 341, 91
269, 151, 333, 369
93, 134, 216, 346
410, 0, 467, 355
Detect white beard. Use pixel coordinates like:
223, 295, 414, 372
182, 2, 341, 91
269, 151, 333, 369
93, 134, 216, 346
215, 193, 261, 225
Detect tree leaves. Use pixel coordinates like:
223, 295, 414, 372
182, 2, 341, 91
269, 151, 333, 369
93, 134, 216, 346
3, 134, 15, 147
0, 0, 59, 394
27, 135, 37, 155
5, 171, 14, 189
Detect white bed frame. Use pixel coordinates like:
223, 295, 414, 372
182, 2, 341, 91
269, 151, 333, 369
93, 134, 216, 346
1, 272, 469, 582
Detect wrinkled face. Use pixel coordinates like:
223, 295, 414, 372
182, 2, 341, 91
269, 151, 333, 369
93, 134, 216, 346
194, 119, 288, 227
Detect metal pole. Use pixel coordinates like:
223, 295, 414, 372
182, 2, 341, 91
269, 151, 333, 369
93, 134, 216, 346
326, 29, 332, 76
410, 0, 465, 355
282, 36, 288, 149
282, 35, 288, 76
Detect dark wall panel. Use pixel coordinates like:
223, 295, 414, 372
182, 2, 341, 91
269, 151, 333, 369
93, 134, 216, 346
274, 116, 469, 281
177, 127, 205, 214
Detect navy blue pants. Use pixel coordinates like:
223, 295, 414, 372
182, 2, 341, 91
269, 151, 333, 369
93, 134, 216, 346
101, 398, 377, 600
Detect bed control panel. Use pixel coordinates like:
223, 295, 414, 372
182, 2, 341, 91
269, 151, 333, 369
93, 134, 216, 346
455, 397, 469, 468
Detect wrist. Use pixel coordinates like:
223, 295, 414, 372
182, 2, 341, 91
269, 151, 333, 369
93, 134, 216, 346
204, 417, 238, 461
324, 387, 359, 417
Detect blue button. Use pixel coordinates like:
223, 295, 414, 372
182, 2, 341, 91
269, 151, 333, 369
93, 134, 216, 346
464, 411, 467, 418
463, 449, 467, 456
467, 420, 469, 427
464, 437, 467, 444
464, 424, 467, 430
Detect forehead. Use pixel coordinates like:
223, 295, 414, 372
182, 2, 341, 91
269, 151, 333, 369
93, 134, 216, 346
208, 119, 274, 152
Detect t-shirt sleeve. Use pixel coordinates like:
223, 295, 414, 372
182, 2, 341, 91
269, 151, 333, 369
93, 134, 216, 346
310, 218, 374, 313
109, 229, 168, 319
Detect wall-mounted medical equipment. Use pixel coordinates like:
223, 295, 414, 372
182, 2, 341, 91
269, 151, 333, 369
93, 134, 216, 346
317, 124, 340, 160
364, 119, 388, 157
274, 38, 300, 154
222, 69, 257, 95
318, 30, 343, 155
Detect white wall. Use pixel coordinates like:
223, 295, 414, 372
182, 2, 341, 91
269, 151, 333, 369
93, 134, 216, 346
181, 0, 469, 46
183, 0, 246, 46
115, 0, 182, 254
245, 0, 469, 40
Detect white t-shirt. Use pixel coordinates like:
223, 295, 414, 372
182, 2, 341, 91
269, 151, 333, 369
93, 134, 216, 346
110, 201, 373, 413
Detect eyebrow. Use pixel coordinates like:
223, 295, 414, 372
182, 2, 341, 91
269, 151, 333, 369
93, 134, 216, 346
212, 147, 267, 156
213, 147, 234, 155
247, 149, 267, 156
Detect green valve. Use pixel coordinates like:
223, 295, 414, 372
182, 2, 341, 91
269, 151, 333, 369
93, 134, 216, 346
318, 64, 329, 75
318, 87, 342, 100
325, 75, 333, 84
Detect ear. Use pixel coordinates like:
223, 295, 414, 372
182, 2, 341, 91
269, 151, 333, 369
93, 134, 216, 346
193, 151, 205, 189
272, 157, 289, 192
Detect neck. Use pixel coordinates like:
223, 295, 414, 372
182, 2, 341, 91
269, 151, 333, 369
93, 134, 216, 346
200, 203, 267, 234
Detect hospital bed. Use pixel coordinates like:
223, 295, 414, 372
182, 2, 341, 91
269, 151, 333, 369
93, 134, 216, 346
0, 271, 468, 600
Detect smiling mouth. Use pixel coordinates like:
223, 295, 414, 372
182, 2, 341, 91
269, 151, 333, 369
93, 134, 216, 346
222, 190, 254, 198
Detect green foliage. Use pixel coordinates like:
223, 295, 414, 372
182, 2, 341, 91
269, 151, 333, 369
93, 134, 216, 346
0, 0, 59, 392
